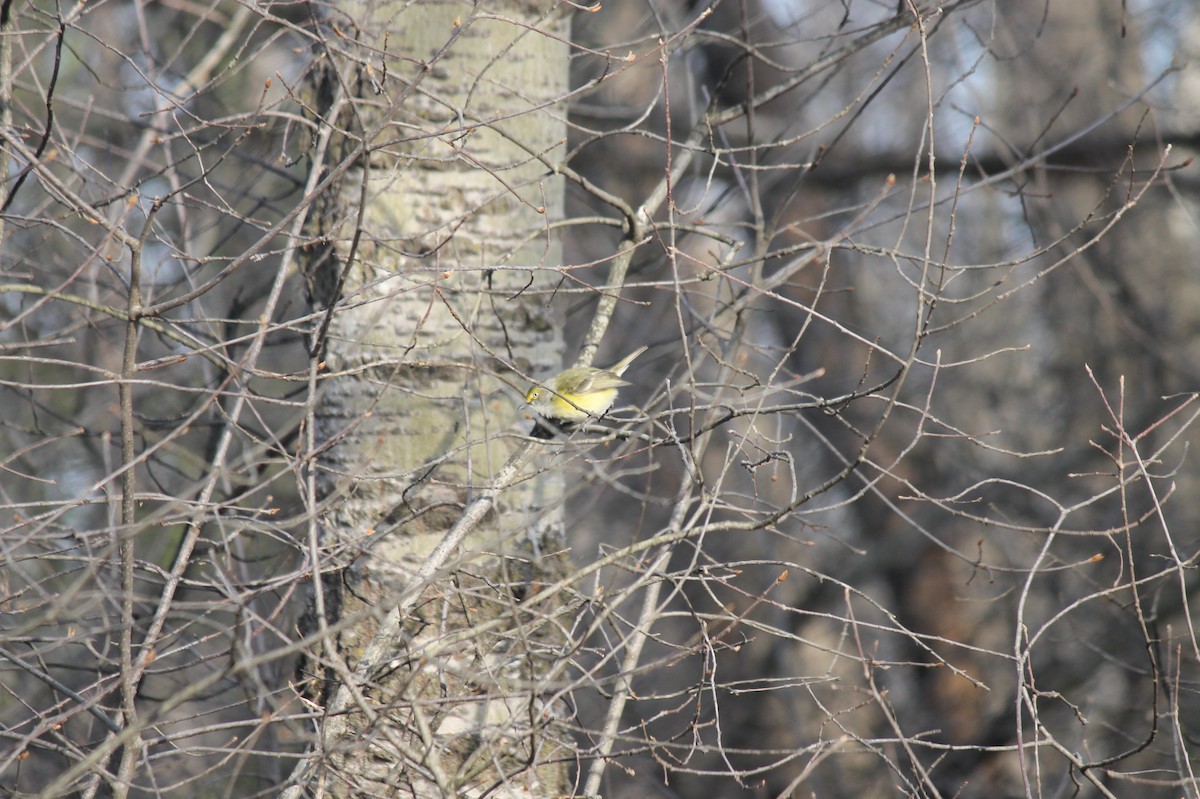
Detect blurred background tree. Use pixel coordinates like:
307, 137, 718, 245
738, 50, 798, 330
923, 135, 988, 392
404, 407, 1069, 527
1, 1, 1198, 798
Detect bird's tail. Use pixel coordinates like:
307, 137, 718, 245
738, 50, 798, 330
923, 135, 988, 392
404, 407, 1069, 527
607, 345, 648, 376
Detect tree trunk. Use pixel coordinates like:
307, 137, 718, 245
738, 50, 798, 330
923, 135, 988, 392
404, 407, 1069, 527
299, 2, 570, 796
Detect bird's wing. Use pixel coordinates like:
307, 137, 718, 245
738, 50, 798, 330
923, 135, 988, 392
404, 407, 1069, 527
575, 371, 630, 393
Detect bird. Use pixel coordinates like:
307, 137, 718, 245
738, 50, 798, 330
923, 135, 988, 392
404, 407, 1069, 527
523, 345, 647, 425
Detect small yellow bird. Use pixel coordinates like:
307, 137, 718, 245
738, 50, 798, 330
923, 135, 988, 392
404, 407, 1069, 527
523, 346, 647, 424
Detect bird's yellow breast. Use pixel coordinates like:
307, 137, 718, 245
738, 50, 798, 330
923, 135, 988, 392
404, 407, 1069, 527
529, 385, 620, 422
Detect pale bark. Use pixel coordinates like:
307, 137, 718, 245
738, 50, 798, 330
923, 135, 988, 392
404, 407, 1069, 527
298, 2, 571, 796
